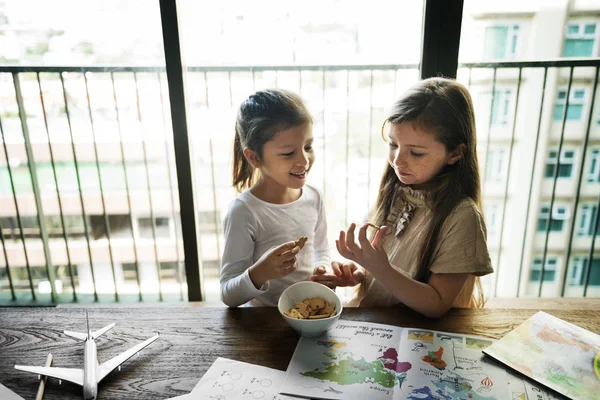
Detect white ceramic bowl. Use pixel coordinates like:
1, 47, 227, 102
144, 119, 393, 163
278, 281, 343, 337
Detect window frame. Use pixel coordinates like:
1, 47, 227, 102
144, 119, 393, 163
482, 23, 520, 60
544, 147, 576, 179
563, 21, 598, 57
530, 256, 558, 283
587, 148, 600, 183
553, 88, 586, 121
537, 204, 570, 233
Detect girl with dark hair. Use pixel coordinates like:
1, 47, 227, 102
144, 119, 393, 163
312, 78, 493, 318
221, 89, 330, 307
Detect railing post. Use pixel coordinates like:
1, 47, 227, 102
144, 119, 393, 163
13, 73, 57, 302
159, 0, 204, 301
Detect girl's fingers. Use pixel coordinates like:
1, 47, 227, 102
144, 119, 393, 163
338, 264, 350, 282
279, 245, 300, 261
357, 223, 371, 249
346, 223, 356, 245
331, 262, 342, 277
371, 226, 388, 250
275, 241, 298, 259
336, 240, 355, 260
336, 232, 354, 258
314, 266, 326, 275
283, 262, 297, 273
353, 268, 365, 283
280, 257, 296, 270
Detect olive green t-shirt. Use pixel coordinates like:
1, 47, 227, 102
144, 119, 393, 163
349, 186, 493, 308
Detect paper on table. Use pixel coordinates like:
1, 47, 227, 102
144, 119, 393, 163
164, 357, 298, 400
0, 383, 25, 400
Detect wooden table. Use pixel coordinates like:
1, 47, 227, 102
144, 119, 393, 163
1, 305, 599, 399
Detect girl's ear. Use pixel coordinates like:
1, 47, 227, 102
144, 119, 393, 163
243, 148, 261, 168
447, 144, 466, 165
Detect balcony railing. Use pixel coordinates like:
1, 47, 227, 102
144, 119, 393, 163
1, 59, 599, 305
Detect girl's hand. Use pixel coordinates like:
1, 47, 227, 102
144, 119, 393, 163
249, 241, 300, 289
310, 262, 365, 288
336, 223, 390, 274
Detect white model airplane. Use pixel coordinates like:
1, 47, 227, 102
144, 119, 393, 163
14, 312, 160, 400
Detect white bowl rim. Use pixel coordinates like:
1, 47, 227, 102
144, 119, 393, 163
278, 281, 343, 321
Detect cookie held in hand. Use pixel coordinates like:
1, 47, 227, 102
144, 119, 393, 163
295, 236, 308, 250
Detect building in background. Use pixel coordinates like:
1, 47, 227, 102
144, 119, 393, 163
1, 0, 599, 304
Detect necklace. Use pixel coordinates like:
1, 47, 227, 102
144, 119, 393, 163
395, 201, 415, 237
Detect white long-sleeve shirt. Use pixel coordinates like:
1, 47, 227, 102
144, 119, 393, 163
220, 185, 330, 307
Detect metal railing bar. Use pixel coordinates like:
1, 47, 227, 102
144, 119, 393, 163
157, 72, 184, 301
516, 67, 548, 297
203, 71, 222, 269
493, 68, 522, 297
59, 72, 98, 302
14, 73, 56, 302
344, 70, 350, 227
367, 70, 374, 210
0, 114, 35, 299
538, 66, 574, 297
133, 72, 164, 301
84, 72, 119, 302
36, 72, 77, 302
561, 66, 600, 296
110, 72, 143, 301
584, 195, 600, 296
0, 221, 16, 300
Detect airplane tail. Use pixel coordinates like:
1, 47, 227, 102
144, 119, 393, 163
64, 323, 115, 341
64, 311, 115, 341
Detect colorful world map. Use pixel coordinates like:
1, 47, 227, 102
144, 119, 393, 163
301, 340, 412, 388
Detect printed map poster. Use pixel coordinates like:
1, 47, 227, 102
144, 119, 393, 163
483, 311, 600, 400
400, 329, 509, 399
280, 320, 511, 400
281, 320, 408, 400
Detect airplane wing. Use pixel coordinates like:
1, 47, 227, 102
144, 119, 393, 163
97, 334, 159, 382
14, 365, 84, 386
92, 323, 115, 340
63, 330, 87, 341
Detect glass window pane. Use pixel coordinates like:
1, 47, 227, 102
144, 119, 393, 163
567, 104, 583, 120
558, 164, 573, 177
567, 24, 579, 35
483, 26, 508, 60
562, 39, 594, 57
553, 104, 565, 121
584, 24, 596, 35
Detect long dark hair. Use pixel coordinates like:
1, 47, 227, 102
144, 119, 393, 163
373, 77, 484, 305
232, 89, 312, 192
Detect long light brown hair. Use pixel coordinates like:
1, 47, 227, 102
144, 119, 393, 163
232, 89, 312, 192
372, 77, 485, 307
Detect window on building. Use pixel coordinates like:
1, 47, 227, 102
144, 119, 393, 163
486, 148, 507, 183
121, 263, 139, 283
198, 211, 221, 233
484, 203, 501, 236
159, 262, 179, 281
138, 216, 171, 239
530, 256, 558, 282
537, 205, 569, 232
483, 25, 519, 60
587, 148, 600, 183
0, 216, 40, 239
545, 148, 575, 178
562, 22, 597, 57
569, 257, 600, 286
553, 88, 585, 121
491, 90, 512, 125
577, 204, 600, 237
